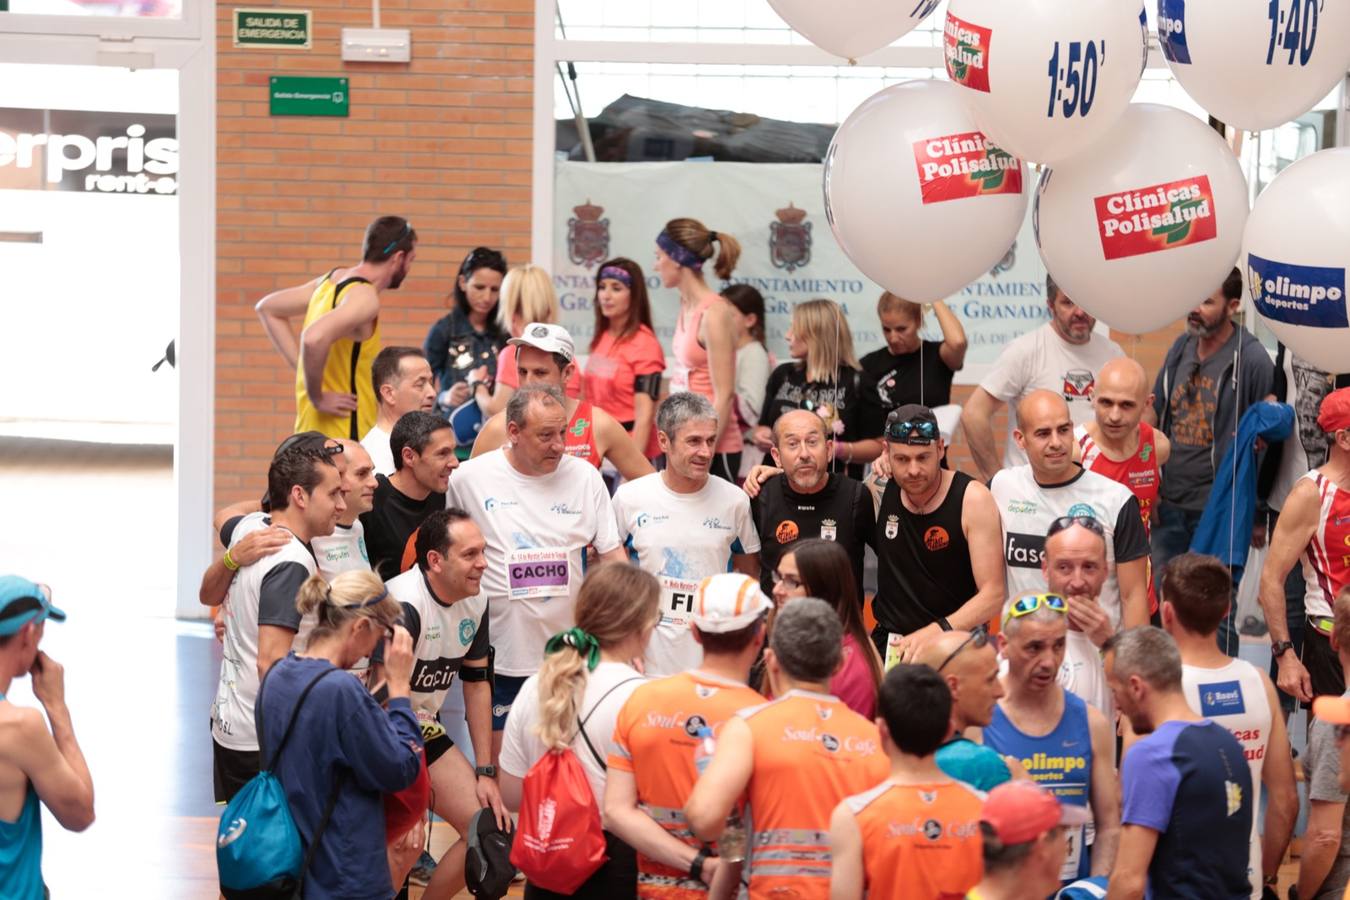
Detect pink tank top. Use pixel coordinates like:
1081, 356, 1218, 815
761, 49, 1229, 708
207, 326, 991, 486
674, 296, 743, 454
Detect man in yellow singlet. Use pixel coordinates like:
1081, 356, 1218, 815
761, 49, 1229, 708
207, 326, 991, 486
256, 215, 417, 439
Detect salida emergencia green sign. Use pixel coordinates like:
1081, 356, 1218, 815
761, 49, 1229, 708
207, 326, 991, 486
269, 76, 348, 117
234, 8, 311, 48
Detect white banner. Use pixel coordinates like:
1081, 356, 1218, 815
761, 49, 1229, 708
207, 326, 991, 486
553, 160, 1051, 384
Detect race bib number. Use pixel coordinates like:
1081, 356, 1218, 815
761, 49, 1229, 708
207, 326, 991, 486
659, 575, 700, 628
507, 548, 571, 600
1061, 824, 1085, 881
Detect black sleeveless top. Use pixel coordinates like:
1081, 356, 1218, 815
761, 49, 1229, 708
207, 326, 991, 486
873, 471, 978, 635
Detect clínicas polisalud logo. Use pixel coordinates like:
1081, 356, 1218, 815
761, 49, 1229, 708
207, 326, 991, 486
912, 132, 1023, 204
944, 12, 993, 92
1093, 175, 1217, 260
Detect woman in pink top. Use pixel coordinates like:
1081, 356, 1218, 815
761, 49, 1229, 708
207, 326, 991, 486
656, 217, 743, 482
585, 257, 666, 457
771, 538, 883, 719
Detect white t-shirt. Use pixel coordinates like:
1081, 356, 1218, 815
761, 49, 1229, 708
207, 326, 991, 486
990, 465, 1150, 629
1270, 350, 1335, 511
612, 472, 762, 677
447, 450, 622, 676
212, 535, 317, 751
311, 520, 370, 579
979, 323, 1124, 469
1060, 629, 1113, 721
386, 567, 491, 717
499, 660, 646, 804
1181, 659, 1271, 900
361, 423, 396, 477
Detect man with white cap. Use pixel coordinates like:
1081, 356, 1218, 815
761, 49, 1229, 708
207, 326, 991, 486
962, 781, 1091, 900
603, 573, 771, 898
0, 577, 94, 896
469, 322, 654, 481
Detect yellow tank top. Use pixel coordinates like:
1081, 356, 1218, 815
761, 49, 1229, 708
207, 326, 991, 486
293, 271, 381, 439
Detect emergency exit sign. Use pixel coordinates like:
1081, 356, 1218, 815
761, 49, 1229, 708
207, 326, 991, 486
269, 76, 348, 117
234, 8, 311, 48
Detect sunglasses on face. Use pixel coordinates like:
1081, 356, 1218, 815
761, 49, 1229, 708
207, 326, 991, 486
885, 418, 939, 444
936, 625, 990, 673
1047, 515, 1104, 539
1004, 593, 1068, 627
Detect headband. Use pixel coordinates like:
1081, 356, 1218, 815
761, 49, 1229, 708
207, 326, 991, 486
598, 265, 633, 287
657, 231, 706, 271
545, 626, 602, 672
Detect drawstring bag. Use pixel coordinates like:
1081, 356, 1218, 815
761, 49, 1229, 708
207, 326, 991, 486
509, 747, 607, 894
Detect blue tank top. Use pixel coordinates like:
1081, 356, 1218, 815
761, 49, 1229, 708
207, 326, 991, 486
985, 690, 1093, 883
0, 693, 45, 900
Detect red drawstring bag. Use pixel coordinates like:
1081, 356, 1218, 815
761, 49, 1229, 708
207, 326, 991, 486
384, 748, 430, 844
508, 748, 607, 894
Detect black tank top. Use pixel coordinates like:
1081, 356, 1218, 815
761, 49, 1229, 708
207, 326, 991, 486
873, 471, 978, 635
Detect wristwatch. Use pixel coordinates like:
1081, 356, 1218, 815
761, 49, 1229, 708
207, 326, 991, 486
1271, 640, 1295, 659
475, 765, 497, 778
689, 847, 712, 883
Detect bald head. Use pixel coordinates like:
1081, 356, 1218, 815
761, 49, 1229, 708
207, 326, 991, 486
918, 630, 977, 672
1093, 357, 1152, 439
1043, 523, 1108, 604
1015, 390, 1074, 481
773, 409, 828, 445
335, 439, 377, 517
1097, 357, 1148, 398
916, 629, 1002, 729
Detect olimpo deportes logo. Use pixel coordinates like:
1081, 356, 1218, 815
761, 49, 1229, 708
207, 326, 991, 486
1248, 254, 1349, 329
0, 108, 178, 195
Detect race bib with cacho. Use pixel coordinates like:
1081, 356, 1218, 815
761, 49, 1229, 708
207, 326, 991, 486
506, 548, 571, 600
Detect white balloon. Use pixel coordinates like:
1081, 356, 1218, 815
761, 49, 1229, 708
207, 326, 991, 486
1034, 104, 1250, 335
944, 0, 1145, 165
1244, 149, 1350, 374
1158, 0, 1350, 133
768, 0, 943, 61
824, 80, 1029, 304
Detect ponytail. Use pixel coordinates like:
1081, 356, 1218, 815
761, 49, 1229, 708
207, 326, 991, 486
295, 570, 400, 644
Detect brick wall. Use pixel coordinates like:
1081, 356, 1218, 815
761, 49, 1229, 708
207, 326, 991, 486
214, 0, 533, 508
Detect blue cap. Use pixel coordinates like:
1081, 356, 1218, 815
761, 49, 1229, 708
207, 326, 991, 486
0, 576, 67, 636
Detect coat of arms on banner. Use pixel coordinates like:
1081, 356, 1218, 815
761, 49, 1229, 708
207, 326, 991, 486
769, 202, 812, 273
567, 199, 609, 267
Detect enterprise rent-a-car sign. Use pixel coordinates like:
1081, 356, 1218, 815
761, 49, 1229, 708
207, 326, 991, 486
0, 108, 178, 195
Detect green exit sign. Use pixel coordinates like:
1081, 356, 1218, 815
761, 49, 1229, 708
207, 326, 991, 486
269, 76, 348, 117
235, 8, 311, 48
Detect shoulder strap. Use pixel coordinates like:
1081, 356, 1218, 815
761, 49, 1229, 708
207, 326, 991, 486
575, 676, 644, 770
295, 771, 345, 896
261, 666, 340, 772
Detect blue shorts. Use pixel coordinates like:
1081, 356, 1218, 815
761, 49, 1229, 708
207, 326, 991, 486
492, 673, 529, 731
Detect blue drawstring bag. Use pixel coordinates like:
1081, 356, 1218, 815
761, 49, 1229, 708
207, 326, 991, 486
217, 666, 340, 899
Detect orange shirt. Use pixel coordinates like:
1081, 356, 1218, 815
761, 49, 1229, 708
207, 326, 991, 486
741, 689, 888, 900
845, 780, 985, 900
609, 671, 764, 900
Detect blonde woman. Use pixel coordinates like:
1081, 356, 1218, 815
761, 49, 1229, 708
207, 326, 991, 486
476, 264, 581, 416
254, 570, 425, 898
751, 298, 886, 480
499, 562, 661, 899
658, 217, 744, 482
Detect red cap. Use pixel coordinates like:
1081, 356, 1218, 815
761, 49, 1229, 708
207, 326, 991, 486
980, 781, 1091, 845
1318, 387, 1350, 435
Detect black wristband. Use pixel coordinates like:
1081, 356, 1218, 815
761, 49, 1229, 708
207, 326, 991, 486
938, 617, 953, 632
689, 847, 711, 882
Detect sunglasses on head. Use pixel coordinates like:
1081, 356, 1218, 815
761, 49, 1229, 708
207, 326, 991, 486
886, 418, 939, 444
936, 625, 990, 673
1004, 593, 1067, 627
1047, 515, 1104, 538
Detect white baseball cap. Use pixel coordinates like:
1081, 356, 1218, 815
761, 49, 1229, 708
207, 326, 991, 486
691, 573, 773, 634
508, 322, 575, 362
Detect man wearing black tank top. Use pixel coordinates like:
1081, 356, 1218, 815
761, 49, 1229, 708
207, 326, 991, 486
867, 406, 1005, 662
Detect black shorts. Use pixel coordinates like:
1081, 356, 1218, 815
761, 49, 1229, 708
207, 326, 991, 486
213, 739, 260, 804
1303, 622, 1346, 705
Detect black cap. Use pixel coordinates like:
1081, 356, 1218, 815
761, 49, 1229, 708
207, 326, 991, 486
465, 808, 516, 899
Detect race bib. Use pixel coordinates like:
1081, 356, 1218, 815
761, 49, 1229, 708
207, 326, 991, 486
659, 575, 700, 628
884, 632, 904, 672
1061, 824, 1085, 881
507, 548, 571, 600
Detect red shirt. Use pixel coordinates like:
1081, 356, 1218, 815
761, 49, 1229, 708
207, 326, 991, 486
584, 326, 666, 425
1077, 421, 1161, 612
